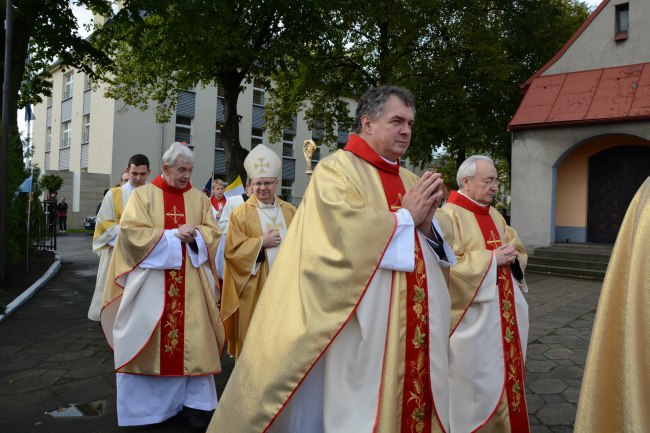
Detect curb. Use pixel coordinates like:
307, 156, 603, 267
0, 253, 62, 324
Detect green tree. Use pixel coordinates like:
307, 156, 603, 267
267, 0, 590, 172
1, 0, 113, 280
92, 0, 339, 182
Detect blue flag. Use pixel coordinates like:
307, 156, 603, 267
202, 177, 212, 197
24, 105, 35, 122
13, 175, 33, 200
18, 175, 33, 193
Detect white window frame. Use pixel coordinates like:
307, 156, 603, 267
63, 73, 74, 100
252, 80, 265, 106
281, 178, 294, 202
282, 132, 295, 158
84, 74, 92, 91
61, 121, 71, 149
46, 127, 52, 152
175, 115, 193, 149
251, 127, 264, 148
82, 114, 90, 143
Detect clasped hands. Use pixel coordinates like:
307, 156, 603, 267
401, 171, 445, 238
494, 244, 518, 266
262, 228, 281, 248
176, 224, 197, 244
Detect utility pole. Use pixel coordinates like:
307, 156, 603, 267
1, 0, 14, 282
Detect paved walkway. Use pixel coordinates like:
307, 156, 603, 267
0, 233, 602, 433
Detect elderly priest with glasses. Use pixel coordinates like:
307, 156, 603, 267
220, 144, 298, 360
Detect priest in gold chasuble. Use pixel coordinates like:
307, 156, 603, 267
88, 154, 150, 321
208, 86, 455, 433
221, 144, 297, 359
574, 177, 650, 433
101, 142, 225, 429
437, 155, 530, 433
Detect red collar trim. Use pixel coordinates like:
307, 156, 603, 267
344, 134, 401, 174
151, 175, 192, 194
447, 190, 490, 215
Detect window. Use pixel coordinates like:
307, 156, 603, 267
46, 97, 53, 108
84, 74, 92, 91
61, 121, 71, 148
46, 127, 52, 152
615, 3, 629, 41
217, 86, 225, 97
282, 132, 294, 158
280, 179, 294, 202
251, 127, 264, 148
215, 126, 224, 149
63, 73, 74, 100
175, 115, 192, 148
252, 80, 265, 106
82, 114, 90, 143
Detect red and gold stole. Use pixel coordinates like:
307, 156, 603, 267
447, 190, 530, 433
151, 175, 193, 376
345, 135, 435, 433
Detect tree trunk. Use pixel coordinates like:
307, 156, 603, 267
220, 71, 248, 183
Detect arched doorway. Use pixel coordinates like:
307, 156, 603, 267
587, 145, 650, 243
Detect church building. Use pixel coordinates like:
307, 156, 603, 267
509, 0, 650, 247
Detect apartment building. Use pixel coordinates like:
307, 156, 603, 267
30, 66, 355, 228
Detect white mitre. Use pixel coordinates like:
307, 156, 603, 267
244, 144, 281, 179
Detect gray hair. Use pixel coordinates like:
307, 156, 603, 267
162, 142, 194, 167
353, 86, 416, 133
456, 155, 494, 186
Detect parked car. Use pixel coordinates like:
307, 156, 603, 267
84, 215, 97, 231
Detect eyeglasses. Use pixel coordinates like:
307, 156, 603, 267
251, 180, 277, 188
470, 176, 499, 187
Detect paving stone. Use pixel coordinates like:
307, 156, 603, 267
536, 403, 577, 425
544, 348, 573, 360
527, 343, 550, 355
531, 425, 554, 433
552, 365, 583, 380
549, 425, 574, 433
529, 378, 568, 394
539, 335, 564, 344
46, 349, 99, 363
562, 386, 581, 403
554, 327, 579, 336
0, 375, 59, 394
542, 393, 569, 403
526, 393, 545, 413
570, 349, 588, 364
527, 360, 557, 373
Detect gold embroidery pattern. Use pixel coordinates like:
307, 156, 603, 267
164, 270, 184, 355
166, 206, 185, 224
406, 242, 430, 433
499, 269, 523, 412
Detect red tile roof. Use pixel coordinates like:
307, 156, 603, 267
509, 63, 650, 130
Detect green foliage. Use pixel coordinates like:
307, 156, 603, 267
268, 0, 590, 173
91, 0, 340, 181
6, 0, 113, 110
88, 0, 588, 180
3, 132, 32, 264
40, 174, 64, 193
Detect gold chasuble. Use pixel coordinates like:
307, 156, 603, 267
439, 191, 529, 433
208, 134, 450, 433
574, 178, 650, 433
100, 175, 225, 376
93, 186, 124, 244
221, 196, 297, 359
